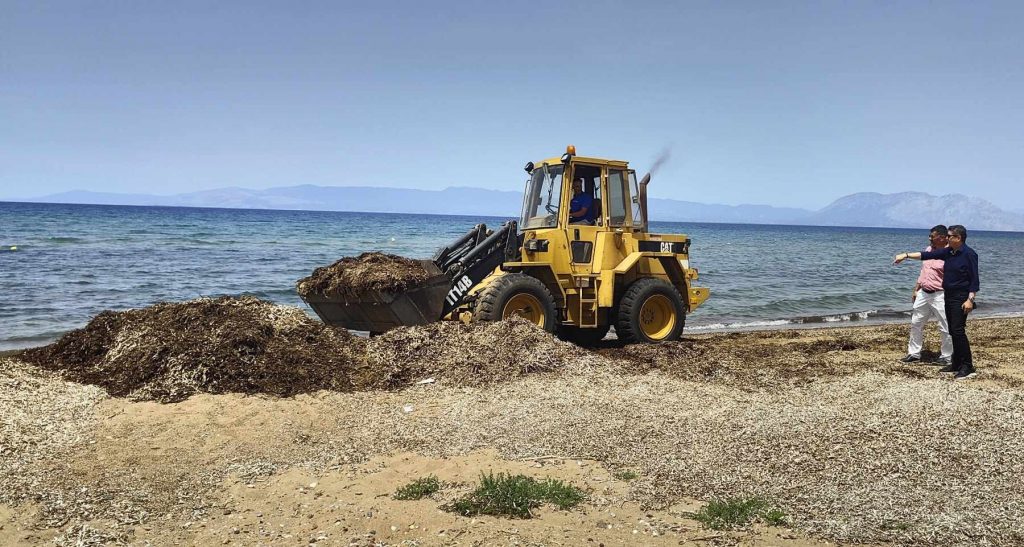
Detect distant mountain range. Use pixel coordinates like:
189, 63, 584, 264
14, 186, 1024, 231
799, 192, 1024, 231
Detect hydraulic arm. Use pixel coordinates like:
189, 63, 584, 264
433, 221, 520, 315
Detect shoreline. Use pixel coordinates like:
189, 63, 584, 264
5, 311, 1022, 354
688, 308, 1024, 334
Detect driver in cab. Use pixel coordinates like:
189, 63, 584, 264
569, 177, 596, 225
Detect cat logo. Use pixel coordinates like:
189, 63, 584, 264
445, 275, 473, 306
661, 242, 673, 253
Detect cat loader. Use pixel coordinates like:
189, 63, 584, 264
301, 146, 709, 344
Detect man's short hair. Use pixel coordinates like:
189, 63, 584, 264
949, 224, 968, 241
930, 224, 948, 235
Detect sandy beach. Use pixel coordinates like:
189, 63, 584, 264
2, 315, 1023, 546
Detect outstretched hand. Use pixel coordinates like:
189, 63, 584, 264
893, 254, 906, 265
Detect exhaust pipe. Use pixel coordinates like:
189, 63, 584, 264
638, 172, 651, 232
639, 148, 670, 233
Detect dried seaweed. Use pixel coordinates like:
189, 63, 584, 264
52, 523, 131, 546
19, 296, 366, 402
362, 317, 587, 389
295, 252, 433, 299
599, 324, 948, 390
15, 297, 577, 402
0, 359, 108, 527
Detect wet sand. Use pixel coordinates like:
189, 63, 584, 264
2, 316, 1023, 546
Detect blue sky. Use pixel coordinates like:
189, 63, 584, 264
2, 1, 1022, 210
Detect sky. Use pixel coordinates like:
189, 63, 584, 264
2, 1, 1022, 210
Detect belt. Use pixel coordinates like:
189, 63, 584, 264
921, 287, 940, 294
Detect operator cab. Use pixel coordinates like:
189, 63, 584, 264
520, 146, 644, 231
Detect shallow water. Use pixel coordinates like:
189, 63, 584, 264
2, 201, 1022, 350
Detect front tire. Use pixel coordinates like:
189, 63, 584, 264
616, 278, 686, 343
474, 273, 558, 333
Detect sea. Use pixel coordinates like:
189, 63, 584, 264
2, 201, 1023, 351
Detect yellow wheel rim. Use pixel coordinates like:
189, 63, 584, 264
639, 294, 676, 340
503, 293, 545, 327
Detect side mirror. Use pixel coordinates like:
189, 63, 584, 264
523, 161, 534, 173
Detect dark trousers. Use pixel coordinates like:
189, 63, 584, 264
944, 290, 974, 371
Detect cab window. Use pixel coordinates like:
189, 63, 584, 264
628, 170, 643, 229
571, 164, 603, 226
520, 164, 563, 229
607, 169, 628, 226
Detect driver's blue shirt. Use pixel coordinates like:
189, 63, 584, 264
570, 193, 595, 223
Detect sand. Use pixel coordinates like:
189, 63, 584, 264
3, 314, 1024, 546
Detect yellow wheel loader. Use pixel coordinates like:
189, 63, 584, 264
301, 146, 709, 344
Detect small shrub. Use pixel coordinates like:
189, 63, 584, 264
693, 496, 787, 530
393, 475, 441, 500
763, 507, 788, 526
445, 472, 585, 518
612, 470, 639, 481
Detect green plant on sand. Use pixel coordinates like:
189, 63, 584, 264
445, 472, 585, 519
612, 470, 639, 481
693, 496, 788, 530
393, 475, 441, 500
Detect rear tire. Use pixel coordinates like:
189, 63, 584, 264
474, 273, 558, 333
616, 278, 686, 343
558, 325, 611, 347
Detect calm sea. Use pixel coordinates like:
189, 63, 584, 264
2, 201, 1023, 351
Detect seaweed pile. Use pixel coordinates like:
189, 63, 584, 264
296, 252, 434, 299
598, 325, 915, 390
363, 317, 588, 389
17, 297, 576, 402
19, 296, 367, 403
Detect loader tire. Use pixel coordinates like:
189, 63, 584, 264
616, 278, 686, 343
474, 273, 557, 333
558, 325, 611, 347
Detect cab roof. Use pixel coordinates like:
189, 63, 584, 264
534, 155, 630, 169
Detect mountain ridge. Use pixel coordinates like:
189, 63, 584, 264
12, 185, 1024, 231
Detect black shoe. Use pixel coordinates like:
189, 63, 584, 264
899, 354, 921, 363
939, 364, 958, 373
936, 357, 952, 366
955, 369, 977, 380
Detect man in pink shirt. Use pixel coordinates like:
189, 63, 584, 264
900, 225, 953, 364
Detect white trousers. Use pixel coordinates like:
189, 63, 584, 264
907, 289, 953, 359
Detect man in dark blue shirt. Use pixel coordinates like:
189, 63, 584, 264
569, 178, 595, 224
894, 225, 980, 379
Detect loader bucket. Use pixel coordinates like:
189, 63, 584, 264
300, 260, 451, 333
